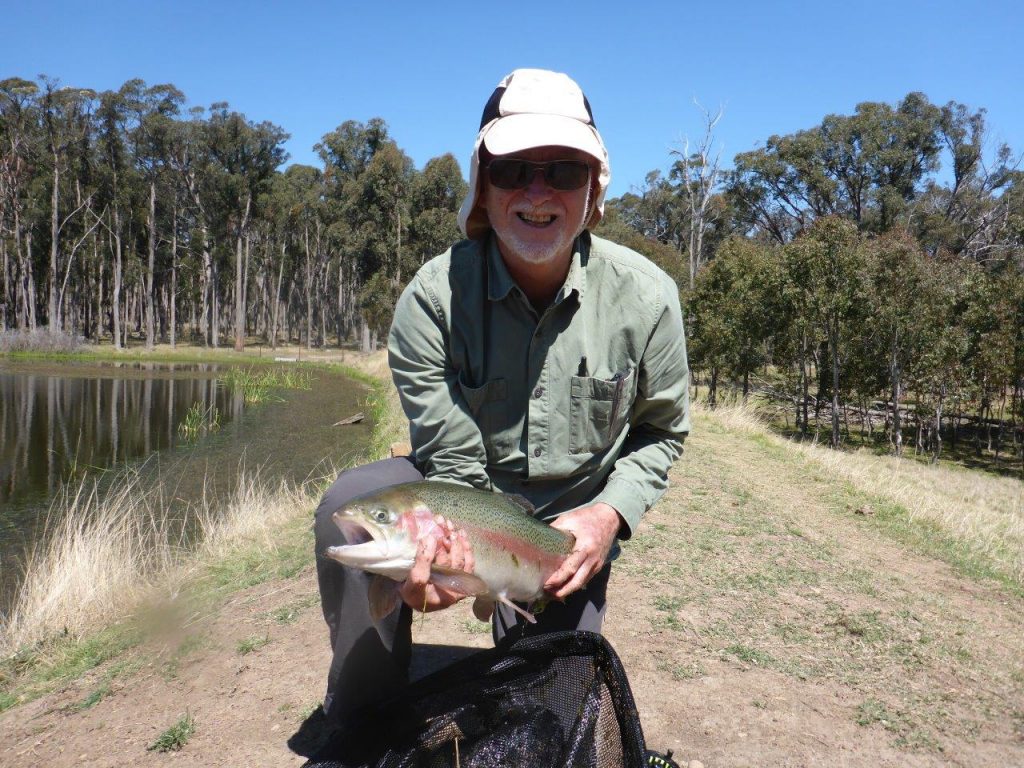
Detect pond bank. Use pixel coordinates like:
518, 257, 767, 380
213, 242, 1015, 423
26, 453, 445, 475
0, 346, 395, 665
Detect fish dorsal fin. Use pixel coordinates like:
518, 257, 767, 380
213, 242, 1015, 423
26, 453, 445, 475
505, 494, 537, 515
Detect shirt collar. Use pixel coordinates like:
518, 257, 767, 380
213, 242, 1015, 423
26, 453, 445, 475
485, 234, 517, 301
485, 231, 590, 304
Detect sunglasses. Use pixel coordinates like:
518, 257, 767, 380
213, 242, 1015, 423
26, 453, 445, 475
486, 158, 591, 191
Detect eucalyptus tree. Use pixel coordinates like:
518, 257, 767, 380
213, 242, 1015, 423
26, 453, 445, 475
41, 79, 98, 335
728, 93, 945, 242
345, 142, 414, 343
958, 265, 1024, 462
686, 236, 783, 406
852, 232, 945, 453
120, 79, 184, 348
267, 163, 323, 347
913, 103, 1017, 262
0, 77, 41, 329
204, 103, 288, 350
316, 118, 408, 350
670, 102, 724, 289
165, 106, 218, 345
407, 153, 466, 265
784, 217, 870, 447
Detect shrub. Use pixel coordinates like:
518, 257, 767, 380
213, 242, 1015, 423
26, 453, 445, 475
0, 328, 82, 353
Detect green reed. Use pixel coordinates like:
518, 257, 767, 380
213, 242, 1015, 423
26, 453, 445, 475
177, 402, 221, 440
222, 366, 312, 404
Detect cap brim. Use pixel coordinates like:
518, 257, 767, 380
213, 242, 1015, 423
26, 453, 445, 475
482, 113, 605, 161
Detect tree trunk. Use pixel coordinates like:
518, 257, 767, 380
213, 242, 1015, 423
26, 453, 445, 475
933, 385, 945, 463
800, 331, 809, 437
111, 211, 123, 350
1, 236, 9, 331
146, 180, 156, 349
48, 159, 60, 332
890, 341, 903, 455
830, 323, 841, 449
304, 224, 313, 350
211, 247, 220, 348
271, 242, 284, 349
234, 192, 251, 352
170, 204, 178, 348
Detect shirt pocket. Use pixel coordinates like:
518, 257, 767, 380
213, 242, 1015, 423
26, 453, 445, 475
569, 368, 636, 455
457, 374, 514, 460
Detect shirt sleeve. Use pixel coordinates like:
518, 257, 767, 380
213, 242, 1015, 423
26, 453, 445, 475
387, 272, 493, 490
592, 274, 690, 537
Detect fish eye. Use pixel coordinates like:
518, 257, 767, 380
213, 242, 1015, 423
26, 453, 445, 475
370, 507, 393, 524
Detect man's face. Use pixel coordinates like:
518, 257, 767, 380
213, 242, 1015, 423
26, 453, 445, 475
481, 146, 593, 267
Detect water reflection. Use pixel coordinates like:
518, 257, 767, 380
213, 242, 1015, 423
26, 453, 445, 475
0, 363, 240, 517
0, 359, 372, 617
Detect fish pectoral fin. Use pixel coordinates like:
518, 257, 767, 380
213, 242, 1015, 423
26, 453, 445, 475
472, 597, 495, 622
429, 566, 488, 597
497, 595, 537, 624
368, 575, 401, 621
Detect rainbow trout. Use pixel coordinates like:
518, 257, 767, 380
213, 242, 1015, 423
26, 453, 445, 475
324, 481, 574, 623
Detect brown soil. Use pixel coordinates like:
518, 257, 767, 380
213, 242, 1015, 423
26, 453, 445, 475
2, 349, 1022, 767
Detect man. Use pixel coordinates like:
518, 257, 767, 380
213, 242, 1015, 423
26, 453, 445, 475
314, 68, 690, 722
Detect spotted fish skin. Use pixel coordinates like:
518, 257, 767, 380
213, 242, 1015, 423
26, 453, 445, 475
325, 481, 574, 622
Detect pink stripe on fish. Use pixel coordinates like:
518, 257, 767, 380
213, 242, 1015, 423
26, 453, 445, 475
464, 523, 567, 570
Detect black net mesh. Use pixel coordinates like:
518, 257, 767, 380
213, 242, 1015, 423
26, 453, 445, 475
303, 631, 648, 768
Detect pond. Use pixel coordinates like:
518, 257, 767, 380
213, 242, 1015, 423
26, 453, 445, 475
0, 359, 374, 611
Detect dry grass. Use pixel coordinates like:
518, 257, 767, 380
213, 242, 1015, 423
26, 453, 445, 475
695, 399, 1024, 585
0, 348, 392, 659
0, 466, 319, 656
793, 440, 1024, 581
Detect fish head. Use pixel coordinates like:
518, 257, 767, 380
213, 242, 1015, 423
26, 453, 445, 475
325, 488, 438, 580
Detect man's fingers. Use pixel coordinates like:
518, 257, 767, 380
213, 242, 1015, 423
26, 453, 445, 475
553, 555, 598, 599
460, 531, 475, 574
447, 529, 466, 571
409, 535, 436, 585
545, 549, 587, 592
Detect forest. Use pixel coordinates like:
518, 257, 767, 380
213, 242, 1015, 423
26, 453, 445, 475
1, 77, 1021, 469
0, 76, 466, 354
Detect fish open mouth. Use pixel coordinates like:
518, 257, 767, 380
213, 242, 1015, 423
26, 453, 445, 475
326, 509, 415, 580
329, 510, 395, 564
335, 516, 374, 546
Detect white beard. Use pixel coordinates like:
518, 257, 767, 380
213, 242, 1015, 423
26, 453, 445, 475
497, 186, 591, 266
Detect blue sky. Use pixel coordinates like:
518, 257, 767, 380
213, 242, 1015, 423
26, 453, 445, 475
4, 0, 1022, 198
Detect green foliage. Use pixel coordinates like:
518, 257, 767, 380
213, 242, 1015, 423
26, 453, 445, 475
0, 78, 463, 354
177, 401, 221, 440
687, 236, 785, 403
221, 366, 312, 404
148, 711, 196, 752
236, 633, 271, 655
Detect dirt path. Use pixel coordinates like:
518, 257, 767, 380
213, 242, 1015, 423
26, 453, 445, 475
2, 399, 1022, 767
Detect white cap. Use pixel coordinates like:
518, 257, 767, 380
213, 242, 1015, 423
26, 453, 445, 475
458, 69, 611, 239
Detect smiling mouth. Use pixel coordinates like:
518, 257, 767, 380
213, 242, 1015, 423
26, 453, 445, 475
517, 212, 556, 227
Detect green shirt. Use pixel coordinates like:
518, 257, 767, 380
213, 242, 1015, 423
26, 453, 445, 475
387, 231, 690, 538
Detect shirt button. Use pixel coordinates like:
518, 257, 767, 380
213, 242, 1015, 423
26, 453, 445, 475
533, 447, 542, 458
533, 387, 544, 398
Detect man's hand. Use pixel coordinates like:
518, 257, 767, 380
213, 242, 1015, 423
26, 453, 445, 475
398, 516, 475, 612
544, 502, 622, 600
